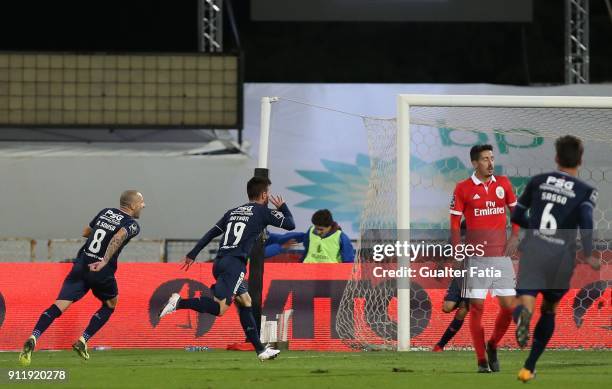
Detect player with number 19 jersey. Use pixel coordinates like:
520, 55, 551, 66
183, 200, 296, 307
187, 202, 294, 264
159, 183, 296, 361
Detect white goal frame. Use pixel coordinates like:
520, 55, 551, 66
396, 94, 612, 351
258, 94, 612, 352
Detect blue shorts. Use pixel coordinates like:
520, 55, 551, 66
57, 261, 118, 302
444, 277, 468, 307
211, 256, 248, 305
517, 236, 575, 293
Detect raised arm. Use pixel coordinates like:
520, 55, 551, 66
268, 195, 296, 231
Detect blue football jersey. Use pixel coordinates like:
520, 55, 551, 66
512, 171, 597, 249
78, 208, 141, 272
187, 202, 295, 262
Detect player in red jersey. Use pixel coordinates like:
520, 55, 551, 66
449, 144, 520, 373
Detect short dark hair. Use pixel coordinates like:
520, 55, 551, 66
312, 209, 334, 227
555, 135, 583, 168
247, 176, 271, 200
470, 144, 494, 161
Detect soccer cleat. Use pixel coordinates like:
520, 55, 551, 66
257, 346, 280, 361
18, 336, 36, 367
517, 368, 536, 383
72, 337, 90, 361
159, 293, 181, 318
477, 363, 491, 373
432, 344, 443, 352
486, 342, 500, 372
515, 309, 532, 348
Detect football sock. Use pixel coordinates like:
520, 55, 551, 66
32, 304, 62, 339
512, 304, 525, 323
437, 318, 464, 348
177, 297, 220, 316
83, 305, 115, 342
488, 307, 513, 348
469, 303, 487, 365
238, 306, 265, 353
524, 312, 555, 372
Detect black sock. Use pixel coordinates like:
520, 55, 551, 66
437, 318, 464, 348
512, 304, 524, 323
524, 312, 555, 372
32, 305, 62, 339
177, 297, 220, 316
238, 306, 265, 353
83, 305, 115, 342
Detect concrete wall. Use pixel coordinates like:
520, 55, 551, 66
0, 154, 254, 239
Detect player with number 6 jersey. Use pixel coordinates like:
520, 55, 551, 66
19, 190, 145, 366
158, 176, 295, 361
511, 136, 599, 383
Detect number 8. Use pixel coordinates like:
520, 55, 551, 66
88, 229, 107, 253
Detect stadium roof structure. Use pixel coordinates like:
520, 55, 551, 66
0, 140, 248, 158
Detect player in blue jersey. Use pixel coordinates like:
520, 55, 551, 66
510, 136, 600, 382
159, 176, 295, 361
18, 190, 145, 366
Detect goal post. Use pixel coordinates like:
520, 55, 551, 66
396, 97, 412, 351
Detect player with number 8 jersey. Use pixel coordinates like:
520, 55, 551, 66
19, 191, 145, 366
158, 176, 295, 361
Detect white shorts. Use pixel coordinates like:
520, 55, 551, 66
461, 256, 516, 299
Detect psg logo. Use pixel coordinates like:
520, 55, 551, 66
495, 186, 505, 199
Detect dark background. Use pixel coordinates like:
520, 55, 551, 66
0, 0, 610, 84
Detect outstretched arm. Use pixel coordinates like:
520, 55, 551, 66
180, 224, 225, 271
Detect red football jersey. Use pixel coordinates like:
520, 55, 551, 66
450, 173, 517, 256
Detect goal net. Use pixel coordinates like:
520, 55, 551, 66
335, 95, 612, 351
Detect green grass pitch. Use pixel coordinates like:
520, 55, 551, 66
1, 349, 610, 388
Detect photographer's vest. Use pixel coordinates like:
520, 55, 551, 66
303, 226, 342, 263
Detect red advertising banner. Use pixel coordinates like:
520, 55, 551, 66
0, 263, 609, 351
